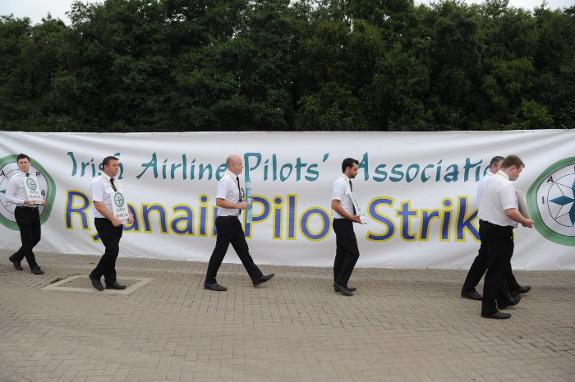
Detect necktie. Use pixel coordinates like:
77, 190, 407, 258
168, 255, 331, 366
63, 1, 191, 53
110, 178, 118, 192
349, 180, 356, 215
26, 173, 29, 177
236, 176, 242, 215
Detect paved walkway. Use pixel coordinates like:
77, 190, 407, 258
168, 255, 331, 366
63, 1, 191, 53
0, 250, 573, 382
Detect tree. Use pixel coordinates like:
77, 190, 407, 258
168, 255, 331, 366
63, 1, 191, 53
0, 0, 572, 131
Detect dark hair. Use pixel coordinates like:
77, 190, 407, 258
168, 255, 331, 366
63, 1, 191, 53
502, 155, 525, 169
341, 158, 359, 172
489, 156, 504, 168
16, 153, 30, 162
102, 156, 119, 167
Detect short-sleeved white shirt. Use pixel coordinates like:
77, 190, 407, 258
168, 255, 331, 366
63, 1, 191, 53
476, 170, 495, 201
91, 173, 121, 218
478, 170, 518, 227
331, 174, 355, 219
216, 170, 242, 217
6, 171, 41, 207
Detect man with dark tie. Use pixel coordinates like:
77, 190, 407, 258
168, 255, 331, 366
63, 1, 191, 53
478, 155, 533, 319
204, 154, 274, 291
89, 156, 133, 291
461, 156, 531, 301
331, 158, 362, 296
6, 154, 45, 274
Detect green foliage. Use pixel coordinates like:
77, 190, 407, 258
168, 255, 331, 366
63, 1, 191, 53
0, 0, 572, 131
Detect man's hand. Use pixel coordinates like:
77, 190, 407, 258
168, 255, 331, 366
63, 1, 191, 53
111, 217, 123, 227
350, 215, 362, 224
24, 199, 34, 206
521, 218, 534, 228
505, 208, 534, 228
238, 201, 248, 210
128, 213, 134, 225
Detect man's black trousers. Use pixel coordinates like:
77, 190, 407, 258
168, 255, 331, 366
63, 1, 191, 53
12, 206, 41, 268
205, 216, 263, 284
481, 220, 514, 315
333, 219, 360, 287
91, 218, 123, 283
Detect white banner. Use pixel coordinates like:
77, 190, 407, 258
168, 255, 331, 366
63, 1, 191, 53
1, 130, 574, 270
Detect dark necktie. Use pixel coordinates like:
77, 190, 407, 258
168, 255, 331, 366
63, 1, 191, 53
110, 178, 118, 192
349, 180, 356, 215
236, 176, 242, 215
26, 173, 29, 177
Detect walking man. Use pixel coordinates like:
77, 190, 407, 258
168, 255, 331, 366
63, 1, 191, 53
331, 158, 362, 296
204, 154, 274, 291
461, 156, 531, 300
6, 154, 45, 275
479, 155, 533, 319
89, 156, 133, 291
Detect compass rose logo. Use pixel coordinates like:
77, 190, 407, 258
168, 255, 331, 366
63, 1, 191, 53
548, 178, 575, 226
26, 177, 37, 191
527, 157, 575, 246
114, 192, 125, 208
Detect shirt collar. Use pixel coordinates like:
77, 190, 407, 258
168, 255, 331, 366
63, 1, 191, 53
340, 173, 350, 182
101, 172, 113, 182
496, 170, 509, 180
226, 170, 239, 179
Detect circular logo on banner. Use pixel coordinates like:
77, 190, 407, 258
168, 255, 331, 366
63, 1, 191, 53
0, 155, 57, 230
114, 192, 125, 208
527, 157, 575, 246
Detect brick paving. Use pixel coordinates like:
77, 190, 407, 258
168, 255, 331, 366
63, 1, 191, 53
0, 250, 573, 382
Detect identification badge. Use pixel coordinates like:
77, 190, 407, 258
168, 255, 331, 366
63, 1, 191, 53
111, 191, 130, 224
24, 177, 45, 205
350, 191, 368, 225
516, 189, 529, 218
245, 180, 252, 224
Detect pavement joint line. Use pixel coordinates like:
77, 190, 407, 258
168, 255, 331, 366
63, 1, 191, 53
41, 275, 154, 295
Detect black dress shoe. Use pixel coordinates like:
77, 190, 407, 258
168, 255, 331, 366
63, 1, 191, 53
253, 273, 275, 287
334, 283, 354, 296
30, 266, 44, 275
105, 281, 127, 290
89, 274, 104, 291
481, 311, 511, 319
511, 285, 531, 295
499, 294, 521, 309
204, 282, 227, 291
461, 289, 482, 300
333, 284, 356, 292
8, 255, 23, 271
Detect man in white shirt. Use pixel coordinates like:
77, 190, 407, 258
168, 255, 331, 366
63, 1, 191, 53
331, 158, 362, 296
204, 154, 274, 291
89, 156, 133, 291
478, 155, 533, 319
461, 156, 531, 300
6, 154, 45, 274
